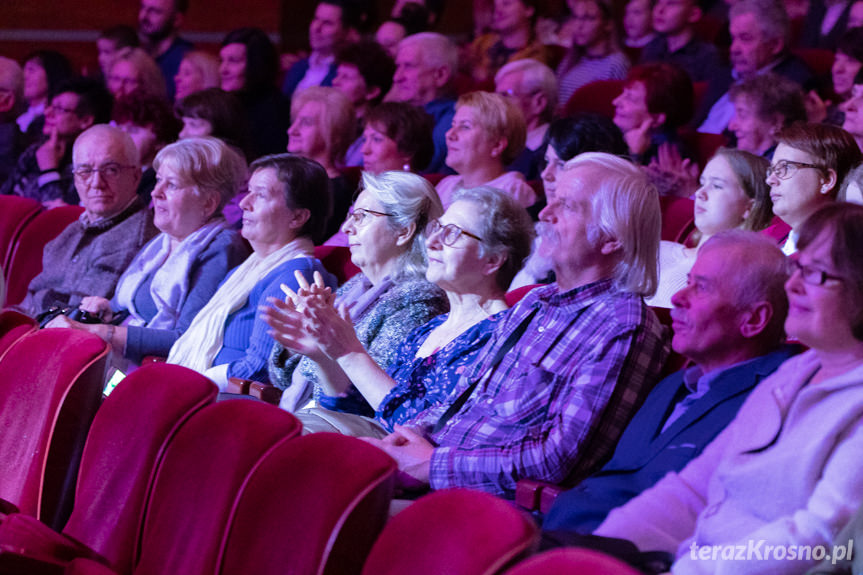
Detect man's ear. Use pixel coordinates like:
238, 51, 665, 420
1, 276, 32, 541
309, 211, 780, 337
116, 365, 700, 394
739, 301, 772, 338
395, 221, 417, 246
432, 65, 452, 89
529, 91, 548, 119
599, 237, 622, 255
820, 168, 838, 195
766, 36, 785, 60
77, 114, 96, 133
365, 85, 382, 103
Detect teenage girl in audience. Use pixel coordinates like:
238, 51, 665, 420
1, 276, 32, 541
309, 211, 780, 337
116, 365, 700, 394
48, 138, 250, 366
173, 51, 220, 102
267, 170, 448, 414
647, 148, 774, 307
435, 91, 536, 208
763, 122, 862, 254
264, 187, 533, 436
555, 0, 629, 110
167, 154, 338, 386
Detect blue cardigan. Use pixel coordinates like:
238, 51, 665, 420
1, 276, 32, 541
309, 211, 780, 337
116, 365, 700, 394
212, 256, 338, 383
543, 346, 798, 533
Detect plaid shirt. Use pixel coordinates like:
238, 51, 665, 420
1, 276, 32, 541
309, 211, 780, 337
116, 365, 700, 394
425, 280, 670, 497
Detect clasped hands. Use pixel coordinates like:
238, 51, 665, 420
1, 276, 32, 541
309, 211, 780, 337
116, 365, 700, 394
261, 270, 363, 363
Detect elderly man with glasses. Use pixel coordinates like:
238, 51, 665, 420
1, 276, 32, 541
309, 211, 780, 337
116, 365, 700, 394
18, 125, 157, 317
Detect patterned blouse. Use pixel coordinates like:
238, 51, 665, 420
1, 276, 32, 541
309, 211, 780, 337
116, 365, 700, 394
376, 311, 507, 432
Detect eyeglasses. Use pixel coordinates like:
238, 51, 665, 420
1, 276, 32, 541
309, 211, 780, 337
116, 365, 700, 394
73, 163, 136, 182
426, 219, 483, 246
766, 160, 823, 181
46, 102, 79, 115
789, 259, 845, 286
346, 207, 394, 226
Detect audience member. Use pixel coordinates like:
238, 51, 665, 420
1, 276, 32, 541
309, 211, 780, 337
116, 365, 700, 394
436, 91, 535, 208
173, 51, 220, 101
841, 162, 863, 203
1, 77, 112, 206
841, 72, 863, 151
545, 230, 794, 533
360, 102, 434, 174
510, 113, 626, 287
765, 122, 861, 254
555, 0, 630, 110
648, 148, 773, 307
138, 0, 194, 100
364, 152, 669, 498
96, 25, 139, 81
166, 154, 338, 386
175, 87, 252, 158
375, 3, 431, 57
18, 125, 157, 316
850, 0, 863, 26
613, 62, 694, 165
0, 56, 24, 183
282, 0, 359, 100
697, 0, 813, 133
622, 0, 656, 48
596, 202, 863, 575
220, 27, 289, 158
331, 40, 395, 166
727, 73, 807, 157
391, 32, 459, 173
810, 28, 863, 125
467, 0, 549, 84
288, 86, 355, 239
495, 58, 558, 180
390, 0, 443, 27
112, 93, 181, 203
267, 170, 447, 412
17, 50, 74, 145
265, 186, 532, 434
47, 138, 250, 365
107, 48, 168, 101
640, 0, 720, 82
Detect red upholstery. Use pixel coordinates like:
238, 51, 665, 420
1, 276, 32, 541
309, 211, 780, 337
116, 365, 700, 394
0, 329, 108, 524
692, 14, 724, 44
678, 131, 728, 171
315, 245, 361, 285
505, 284, 540, 306
133, 400, 302, 575
0, 196, 41, 274
502, 548, 643, 575
361, 488, 539, 575
659, 195, 695, 243
217, 434, 397, 575
423, 173, 447, 186
563, 80, 624, 119
792, 48, 835, 77
3, 205, 84, 305
0, 309, 38, 361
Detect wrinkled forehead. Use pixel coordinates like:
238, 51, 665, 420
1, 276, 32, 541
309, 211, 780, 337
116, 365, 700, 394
74, 132, 132, 165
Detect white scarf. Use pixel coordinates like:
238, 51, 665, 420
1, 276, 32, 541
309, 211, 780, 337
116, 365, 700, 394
166, 237, 315, 373
114, 220, 229, 330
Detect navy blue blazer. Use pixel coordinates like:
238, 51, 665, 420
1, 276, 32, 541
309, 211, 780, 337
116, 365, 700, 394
543, 346, 798, 533
281, 57, 337, 101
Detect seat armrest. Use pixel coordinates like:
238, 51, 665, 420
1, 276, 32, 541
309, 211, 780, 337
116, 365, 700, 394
226, 377, 252, 395
514, 479, 565, 514
249, 381, 282, 405
0, 497, 19, 516
64, 558, 119, 575
539, 485, 564, 514
140, 356, 166, 365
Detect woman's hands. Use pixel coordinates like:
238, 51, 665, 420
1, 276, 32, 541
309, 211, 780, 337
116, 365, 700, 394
645, 143, 700, 197
79, 296, 114, 322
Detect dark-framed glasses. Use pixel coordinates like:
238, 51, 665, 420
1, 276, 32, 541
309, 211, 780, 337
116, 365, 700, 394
346, 207, 394, 226
766, 160, 823, 180
790, 259, 845, 286
426, 219, 483, 246
72, 163, 136, 182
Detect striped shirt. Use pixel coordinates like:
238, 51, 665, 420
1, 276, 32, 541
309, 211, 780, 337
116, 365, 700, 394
557, 52, 630, 112
424, 280, 670, 497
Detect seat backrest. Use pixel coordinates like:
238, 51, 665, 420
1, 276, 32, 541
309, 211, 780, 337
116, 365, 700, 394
4, 205, 84, 305
133, 400, 302, 575
792, 48, 835, 77
361, 488, 539, 575
678, 130, 728, 172
62, 364, 218, 574
505, 284, 540, 307
0, 309, 38, 361
217, 433, 396, 575
0, 196, 41, 274
315, 245, 361, 285
563, 80, 624, 119
659, 195, 695, 243
0, 329, 109, 524
501, 548, 644, 575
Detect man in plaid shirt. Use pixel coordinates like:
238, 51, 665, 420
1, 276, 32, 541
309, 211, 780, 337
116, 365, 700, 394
366, 153, 670, 497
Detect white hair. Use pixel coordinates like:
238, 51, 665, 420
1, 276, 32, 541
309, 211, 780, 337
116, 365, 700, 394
495, 58, 558, 120
398, 32, 458, 80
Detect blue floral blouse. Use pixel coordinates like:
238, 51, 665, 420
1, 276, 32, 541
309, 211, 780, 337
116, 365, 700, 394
375, 310, 508, 432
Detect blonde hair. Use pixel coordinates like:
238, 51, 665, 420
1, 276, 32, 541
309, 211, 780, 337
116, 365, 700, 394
112, 47, 167, 100
291, 87, 355, 166
564, 153, 660, 296
181, 51, 221, 91
455, 91, 526, 164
